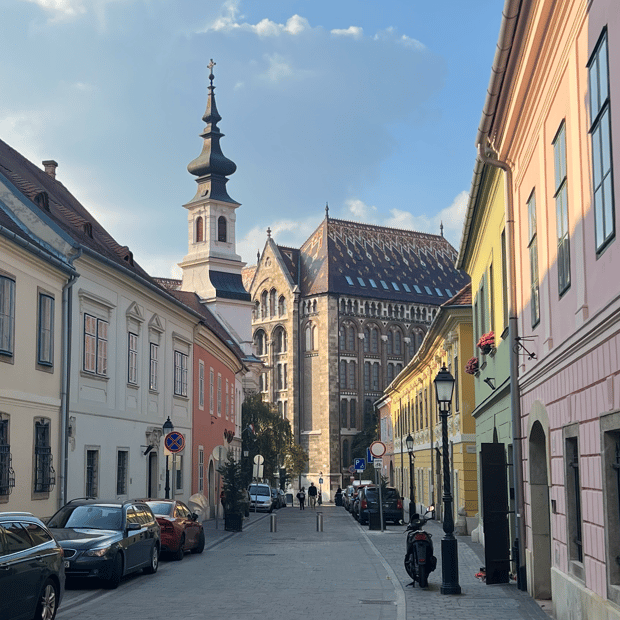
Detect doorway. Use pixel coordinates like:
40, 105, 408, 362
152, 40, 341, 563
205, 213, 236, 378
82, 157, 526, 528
208, 461, 215, 518
529, 421, 552, 598
147, 452, 158, 498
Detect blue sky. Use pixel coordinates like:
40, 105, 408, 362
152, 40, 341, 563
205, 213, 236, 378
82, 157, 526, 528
1, 0, 502, 277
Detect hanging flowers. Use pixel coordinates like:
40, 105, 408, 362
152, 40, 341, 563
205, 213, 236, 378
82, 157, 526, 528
465, 357, 479, 375
477, 331, 495, 355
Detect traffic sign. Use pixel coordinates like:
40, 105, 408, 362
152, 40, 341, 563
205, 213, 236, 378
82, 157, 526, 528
165, 432, 185, 453
348, 465, 356, 474
369, 441, 386, 458
354, 458, 365, 472
366, 448, 374, 463
373, 458, 383, 469
319, 477, 324, 484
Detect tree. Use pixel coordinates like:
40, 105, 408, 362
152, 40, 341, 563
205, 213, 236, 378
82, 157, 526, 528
218, 452, 245, 514
241, 393, 307, 488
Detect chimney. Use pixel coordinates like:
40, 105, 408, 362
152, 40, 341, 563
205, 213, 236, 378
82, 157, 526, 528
42, 160, 58, 179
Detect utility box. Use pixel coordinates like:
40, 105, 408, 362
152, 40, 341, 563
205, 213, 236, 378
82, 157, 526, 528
368, 510, 382, 531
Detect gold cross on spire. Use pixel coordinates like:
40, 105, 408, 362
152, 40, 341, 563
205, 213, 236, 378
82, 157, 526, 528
208, 59, 216, 72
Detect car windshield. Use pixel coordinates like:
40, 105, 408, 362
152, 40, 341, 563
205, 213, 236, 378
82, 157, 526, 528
248, 485, 270, 497
365, 488, 400, 501
145, 502, 173, 516
48, 505, 123, 530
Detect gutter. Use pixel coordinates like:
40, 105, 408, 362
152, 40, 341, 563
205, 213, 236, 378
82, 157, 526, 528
455, 0, 527, 590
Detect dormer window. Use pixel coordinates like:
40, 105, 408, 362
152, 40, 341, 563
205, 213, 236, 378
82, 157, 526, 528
196, 216, 204, 242
218, 216, 227, 242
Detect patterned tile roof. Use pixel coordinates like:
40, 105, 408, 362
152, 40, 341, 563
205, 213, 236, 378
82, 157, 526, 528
299, 217, 469, 302
441, 282, 472, 307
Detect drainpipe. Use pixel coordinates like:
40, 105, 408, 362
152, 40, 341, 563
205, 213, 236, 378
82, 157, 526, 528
476, 144, 527, 590
59, 249, 81, 509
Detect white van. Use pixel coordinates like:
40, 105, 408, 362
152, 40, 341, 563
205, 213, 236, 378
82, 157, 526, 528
248, 483, 273, 513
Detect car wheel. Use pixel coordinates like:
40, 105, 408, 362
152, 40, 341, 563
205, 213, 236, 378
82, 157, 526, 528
192, 529, 205, 554
34, 579, 59, 620
171, 534, 185, 561
106, 553, 123, 589
144, 543, 159, 574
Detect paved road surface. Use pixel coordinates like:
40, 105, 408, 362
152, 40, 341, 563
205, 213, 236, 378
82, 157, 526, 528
58, 505, 552, 620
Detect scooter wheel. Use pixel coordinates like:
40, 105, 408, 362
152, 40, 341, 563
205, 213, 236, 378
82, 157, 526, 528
418, 565, 428, 588
404, 554, 415, 580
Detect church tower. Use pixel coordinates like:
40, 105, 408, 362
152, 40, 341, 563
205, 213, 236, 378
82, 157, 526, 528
179, 61, 253, 352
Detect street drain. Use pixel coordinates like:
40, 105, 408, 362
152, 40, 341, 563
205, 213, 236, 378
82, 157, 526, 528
359, 600, 395, 605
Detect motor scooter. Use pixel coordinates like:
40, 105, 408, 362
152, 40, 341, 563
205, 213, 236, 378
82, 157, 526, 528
404, 506, 437, 588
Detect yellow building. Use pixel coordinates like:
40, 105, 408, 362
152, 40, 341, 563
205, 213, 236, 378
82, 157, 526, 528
385, 284, 477, 529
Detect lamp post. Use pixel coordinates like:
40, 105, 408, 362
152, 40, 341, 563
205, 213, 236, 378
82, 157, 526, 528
434, 365, 461, 595
163, 416, 174, 499
405, 434, 415, 519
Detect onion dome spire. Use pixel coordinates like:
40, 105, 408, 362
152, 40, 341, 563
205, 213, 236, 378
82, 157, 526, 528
187, 59, 237, 203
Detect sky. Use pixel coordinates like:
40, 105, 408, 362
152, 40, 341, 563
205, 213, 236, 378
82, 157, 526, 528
1, 0, 503, 278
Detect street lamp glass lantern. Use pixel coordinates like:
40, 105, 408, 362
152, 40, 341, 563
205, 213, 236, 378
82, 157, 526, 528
434, 365, 455, 405
405, 434, 414, 453
163, 416, 174, 434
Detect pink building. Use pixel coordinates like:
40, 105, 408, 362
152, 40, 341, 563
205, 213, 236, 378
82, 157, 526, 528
473, 0, 620, 617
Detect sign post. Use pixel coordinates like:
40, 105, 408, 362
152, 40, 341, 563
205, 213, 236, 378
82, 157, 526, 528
164, 432, 185, 501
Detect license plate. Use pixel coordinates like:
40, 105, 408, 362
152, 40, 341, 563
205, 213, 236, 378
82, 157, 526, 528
64, 561, 70, 568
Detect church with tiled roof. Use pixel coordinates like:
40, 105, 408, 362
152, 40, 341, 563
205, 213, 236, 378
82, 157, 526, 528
244, 209, 469, 496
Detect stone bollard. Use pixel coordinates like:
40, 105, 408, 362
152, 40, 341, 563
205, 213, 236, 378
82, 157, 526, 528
316, 512, 323, 532
270, 513, 277, 532
454, 507, 468, 535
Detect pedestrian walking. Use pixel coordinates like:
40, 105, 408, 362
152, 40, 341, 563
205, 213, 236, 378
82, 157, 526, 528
297, 487, 306, 510
308, 482, 318, 509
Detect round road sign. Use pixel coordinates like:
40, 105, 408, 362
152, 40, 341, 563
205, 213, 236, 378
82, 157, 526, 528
165, 431, 185, 453
369, 441, 386, 458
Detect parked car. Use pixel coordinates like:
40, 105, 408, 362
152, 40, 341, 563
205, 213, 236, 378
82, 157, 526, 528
277, 488, 286, 508
355, 485, 404, 525
248, 483, 273, 512
0, 511, 65, 620
343, 485, 356, 511
140, 500, 204, 560
47, 498, 160, 588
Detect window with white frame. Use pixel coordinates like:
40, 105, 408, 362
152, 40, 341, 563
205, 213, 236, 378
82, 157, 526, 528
86, 449, 99, 498
149, 343, 158, 391
225, 379, 229, 419
84, 314, 108, 376
199, 361, 205, 409
0, 416, 14, 496
116, 449, 128, 495
174, 351, 188, 397
0, 275, 16, 358
588, 29, 615, 252
37, 293, 54, 366
210, 368, 214, 414
554, 122, 571, 294
217, 374, 222, 416
128, 332, 138, 384
528, 191, 540, 327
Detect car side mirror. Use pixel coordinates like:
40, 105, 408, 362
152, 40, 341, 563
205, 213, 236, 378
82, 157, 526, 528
126, 522, 141, 531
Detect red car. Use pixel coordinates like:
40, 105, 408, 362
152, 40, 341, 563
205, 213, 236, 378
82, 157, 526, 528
141, 500, 205, 560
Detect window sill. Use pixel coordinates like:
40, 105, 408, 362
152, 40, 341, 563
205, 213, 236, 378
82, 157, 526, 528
80, 370, 109, 382
36, 363, 54, 374
127, 382, 139, 390
569, 560, 585, 582
173, 394, 189, 401
0, 353, 14, 365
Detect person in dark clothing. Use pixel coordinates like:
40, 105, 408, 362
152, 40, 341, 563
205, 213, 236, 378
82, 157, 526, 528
335, 487, 343, 506
296, 487, 306, 510
308, 482, 318, 509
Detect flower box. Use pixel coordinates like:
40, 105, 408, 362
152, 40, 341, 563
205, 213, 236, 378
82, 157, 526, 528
465, 357, 479, 375
477, 332, 495, 355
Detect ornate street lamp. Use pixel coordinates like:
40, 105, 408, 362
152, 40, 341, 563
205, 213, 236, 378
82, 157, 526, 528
405, 434, 415, 519
163, 416, 174, 499
433, 365, 461, 595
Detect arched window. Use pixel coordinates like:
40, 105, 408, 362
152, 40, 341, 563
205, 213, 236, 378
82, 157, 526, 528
364, 362, 371, 390
340, 360, 347, 387
394, 330, 402, 355
347, 325, 355, 351
274, 328, 287, 353
348, 361, 356, 389
339, 326, 346, 351
261, 291, 268, 318
371, 363, 380, 391
312, 325, 317, 348
254, 330, 266, 356
350, 399, 356, 428
387, 331, 394, 355
278, 296, 286, 315
278, 401, 283, 416
196, 216, 204, 242
269, 289, 276, 317
253, 301, 259, 321
341, 400, 347, 427
305, 324, 313, 351
387, 363, 394, 384
371, 327, 378, 354
342, 440, 350, 470
217, 216, 227, 242
363, 327, 370, 353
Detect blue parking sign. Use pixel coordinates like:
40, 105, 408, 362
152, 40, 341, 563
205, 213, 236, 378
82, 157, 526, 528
366, 448, 374, 463
354, 458, 365, 471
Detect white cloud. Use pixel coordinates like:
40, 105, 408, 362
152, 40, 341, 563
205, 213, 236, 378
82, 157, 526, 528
331, 26, 363, 39
22, 0, 86, 17
344, 199, 378, 222
399, 35, 425, 51
374, 27, 426, 51
207, 7, 311, 37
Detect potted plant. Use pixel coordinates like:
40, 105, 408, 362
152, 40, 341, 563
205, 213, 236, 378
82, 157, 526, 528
477, 331, 495, 355
218, 452, 245, 532
465, 357, 479, 375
